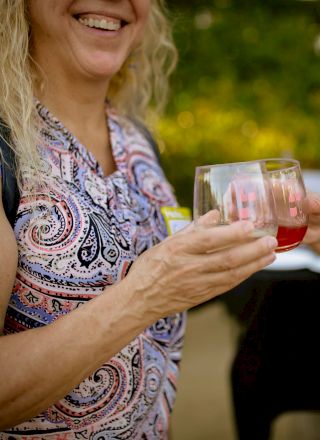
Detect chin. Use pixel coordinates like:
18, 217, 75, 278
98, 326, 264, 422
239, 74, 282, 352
80, 53, 128, 81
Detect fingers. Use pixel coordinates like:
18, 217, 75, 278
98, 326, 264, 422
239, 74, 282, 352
178, 210, 220, 236
305, 192, 320, 216
208, 251, 277, 294
196, 210, 220, 226
187, 219, 260, 254
302, 193, 320, 253
302, 227, 320, 254
197, 234, 278, 274
186, 250, 276, 306
308, 242, 320, 255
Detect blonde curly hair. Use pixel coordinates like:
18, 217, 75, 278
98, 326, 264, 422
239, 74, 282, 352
0, 0, 177, 191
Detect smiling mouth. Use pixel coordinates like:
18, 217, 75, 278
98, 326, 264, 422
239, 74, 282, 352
74, 14, 128, 31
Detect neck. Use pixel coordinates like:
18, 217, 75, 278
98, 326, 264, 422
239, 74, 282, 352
35, 65, 110, 135
32, 54, 118, 177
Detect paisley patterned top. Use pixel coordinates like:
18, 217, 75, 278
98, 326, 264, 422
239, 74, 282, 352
1, 102, 186, 440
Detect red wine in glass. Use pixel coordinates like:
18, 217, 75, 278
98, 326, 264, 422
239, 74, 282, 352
275, 224, 308, 253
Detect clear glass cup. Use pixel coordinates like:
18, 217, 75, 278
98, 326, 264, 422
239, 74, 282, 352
194, 160, 278, 238
193, 158, 309, 252
264, 158, 308, 252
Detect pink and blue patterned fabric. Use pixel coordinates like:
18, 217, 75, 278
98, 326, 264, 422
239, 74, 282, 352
1, 102, 186, 440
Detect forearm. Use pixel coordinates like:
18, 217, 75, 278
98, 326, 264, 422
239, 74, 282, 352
0, 280, 148, 430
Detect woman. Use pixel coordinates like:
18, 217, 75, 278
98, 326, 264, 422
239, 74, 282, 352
0, 0, 297, 438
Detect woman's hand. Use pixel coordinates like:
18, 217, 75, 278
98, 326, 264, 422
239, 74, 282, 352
303, 192, 320, 254
122, 212, 278, 324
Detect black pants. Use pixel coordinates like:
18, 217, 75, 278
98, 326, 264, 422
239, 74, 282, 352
221, 270, 320, 440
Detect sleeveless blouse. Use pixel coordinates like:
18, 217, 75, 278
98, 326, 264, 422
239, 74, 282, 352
1, 102, 186, 440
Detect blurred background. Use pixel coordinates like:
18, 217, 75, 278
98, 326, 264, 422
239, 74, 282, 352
159, 0, 320, 209
160, 1, 320, 439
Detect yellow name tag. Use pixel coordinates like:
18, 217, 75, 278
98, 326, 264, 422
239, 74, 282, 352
161, 206, 192, 235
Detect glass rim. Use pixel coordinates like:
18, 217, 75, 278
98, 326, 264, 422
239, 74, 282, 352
195, 157, 300, 172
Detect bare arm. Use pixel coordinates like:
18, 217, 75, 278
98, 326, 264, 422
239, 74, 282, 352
0, 280, 147, 429
0, 180, 148, 426
0, 206, 277, 429
0, 194, 18, 334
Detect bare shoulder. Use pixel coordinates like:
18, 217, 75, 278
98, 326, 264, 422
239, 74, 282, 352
0, 180, 18, 333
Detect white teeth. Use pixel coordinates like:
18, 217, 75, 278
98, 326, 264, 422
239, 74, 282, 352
78, 17, 121, 31
100, 20, 108, 29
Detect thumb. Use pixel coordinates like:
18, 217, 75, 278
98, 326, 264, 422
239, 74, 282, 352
178, 210, 221, 235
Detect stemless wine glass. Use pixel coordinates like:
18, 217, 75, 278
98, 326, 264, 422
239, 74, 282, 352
263, 158, 308, 252
194, 160, 278, 238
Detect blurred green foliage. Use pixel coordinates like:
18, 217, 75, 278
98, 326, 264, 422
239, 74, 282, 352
158, 0, 320, 208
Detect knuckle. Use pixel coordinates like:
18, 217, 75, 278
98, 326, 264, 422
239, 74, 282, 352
223, 250, 237, 270
237, 221, 253, 239
192, 228, 207, 245
227, 267, 241, 285
189, 230, 210, 253
193, 261, 207, 276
